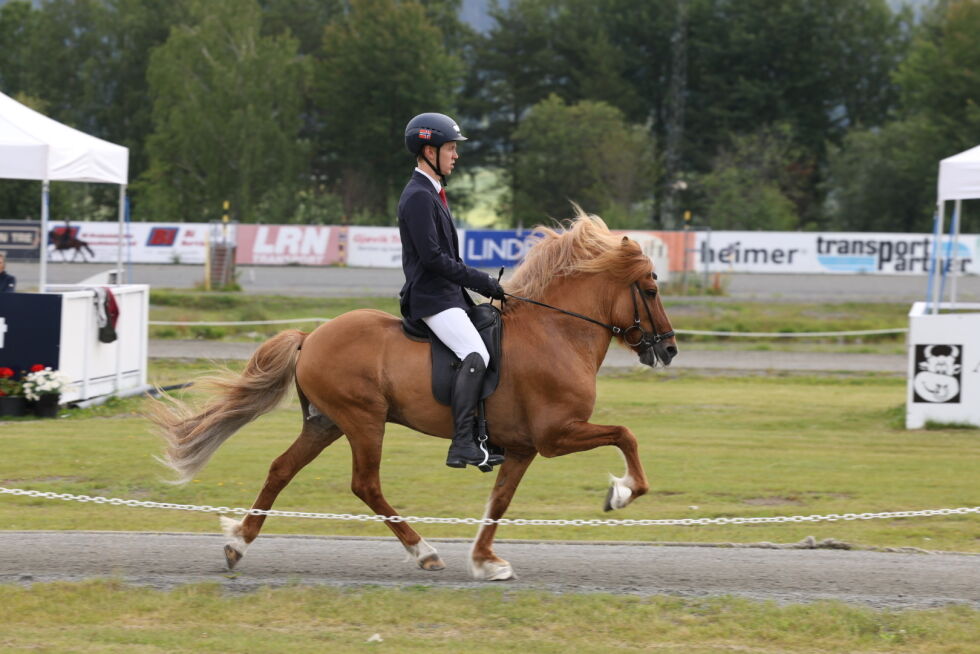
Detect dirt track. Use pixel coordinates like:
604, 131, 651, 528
1, 531, 977, 609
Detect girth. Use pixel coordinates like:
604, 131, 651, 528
401, 303, 503, 406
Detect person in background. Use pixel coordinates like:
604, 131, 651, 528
0, 252, 16, 292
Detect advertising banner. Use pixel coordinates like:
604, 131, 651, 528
46, 221, 209, 264
694, 231, 980, 275
235, 224, 341, 265
0, 220, 41, 260
462, 230, 541, 268
346, 226, 402, 268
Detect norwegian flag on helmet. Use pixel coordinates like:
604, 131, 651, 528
419, 128, 432, 140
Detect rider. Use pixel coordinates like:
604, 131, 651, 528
398, 112, 505, 470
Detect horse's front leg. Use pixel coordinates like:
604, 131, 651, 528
537, 421, 649, 512
470, 450, 536, 580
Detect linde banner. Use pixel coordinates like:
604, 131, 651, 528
696, 231, 980, 275
45, 221, 209, 264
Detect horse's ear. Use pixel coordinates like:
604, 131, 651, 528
621, 236, 630, 246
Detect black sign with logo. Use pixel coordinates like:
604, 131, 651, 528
912, 344, 963, 404
0, 221, 41, 261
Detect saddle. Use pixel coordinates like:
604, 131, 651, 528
402, 303, 503, 406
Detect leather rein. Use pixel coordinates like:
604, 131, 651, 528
501, 281, 675, 353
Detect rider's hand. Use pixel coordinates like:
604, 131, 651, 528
482, 277, 506, 301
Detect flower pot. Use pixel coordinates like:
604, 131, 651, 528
0, 395, 28, 417
34, 394, 61, 418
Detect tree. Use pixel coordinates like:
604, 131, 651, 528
312, 0, 462, 221
140, 0, 307, 222
826, 0, 980, 233
512, 95, 657, 228
695, 124, 806, 230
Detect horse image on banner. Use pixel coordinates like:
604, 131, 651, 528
149, 210, 677, 580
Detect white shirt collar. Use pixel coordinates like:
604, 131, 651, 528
414, 166, 442, 193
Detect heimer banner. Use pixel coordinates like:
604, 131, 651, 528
695, 231, 980, 275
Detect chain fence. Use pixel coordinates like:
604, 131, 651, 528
148, 317, 907, 339
2, 486, 975, 528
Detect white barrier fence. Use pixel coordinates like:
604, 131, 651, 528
1, 486, 976, 528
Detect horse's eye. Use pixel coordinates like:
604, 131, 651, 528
645, 288, 657, 298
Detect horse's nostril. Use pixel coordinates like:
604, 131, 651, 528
667, 346, 678, 357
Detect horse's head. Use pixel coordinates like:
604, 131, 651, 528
506, 208, 678, 367
611, 237, 677, 367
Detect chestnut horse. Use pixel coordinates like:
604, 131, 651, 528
151, 211, 677, 580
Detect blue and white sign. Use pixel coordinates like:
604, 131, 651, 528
462, 230, 538, 268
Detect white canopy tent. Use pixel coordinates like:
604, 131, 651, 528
931, 144, 980, 310
0, 91, 129, 290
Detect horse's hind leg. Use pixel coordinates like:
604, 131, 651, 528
470, 450, 536, 580
344, 414, 445, 571
222, 414, 342, 569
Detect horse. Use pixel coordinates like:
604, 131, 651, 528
150, 210, 677, 580
49, 226, 94, 262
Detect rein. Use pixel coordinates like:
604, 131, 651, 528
502, 282, 675, 352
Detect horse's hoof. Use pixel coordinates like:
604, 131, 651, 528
471, 559, 516, 581
224, 544, 244, 570
419, 553, 446, 571
604, 476, 633, 511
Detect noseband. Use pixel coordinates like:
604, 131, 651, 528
503, 282, 675, 353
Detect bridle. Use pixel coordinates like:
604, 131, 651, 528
502, 277, 675, 353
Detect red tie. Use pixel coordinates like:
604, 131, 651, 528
438, 187, 448, 208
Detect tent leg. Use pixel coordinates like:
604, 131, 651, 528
117, 184, 126, 285
929, 202, 945, 314
39, 180, 50, 293
950, 199, 962, 307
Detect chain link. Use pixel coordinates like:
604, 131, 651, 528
2, 486, 977, 527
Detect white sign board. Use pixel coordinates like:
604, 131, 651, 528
906, 302, 980, 428
696, 232, 980, 275
346, 227, 403, 268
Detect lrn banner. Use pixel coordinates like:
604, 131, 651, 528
236, 225, 342, 265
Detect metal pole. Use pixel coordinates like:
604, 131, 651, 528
950, 199, 962, 307
117, 184, 126, 285
39, 180, 50, 292
929, 201, 945, 314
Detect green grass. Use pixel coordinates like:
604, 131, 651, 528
0, 361, 976, 552
148, 291, 910, 346
1, 580, 977, 653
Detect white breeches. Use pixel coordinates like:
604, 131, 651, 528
423, 307, 490, 367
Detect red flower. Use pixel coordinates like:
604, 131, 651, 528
0, 367, 13, 378
30, 364, 45, 372
0, 390, 6, 397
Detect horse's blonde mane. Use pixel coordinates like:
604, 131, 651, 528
505, 206, 652, 301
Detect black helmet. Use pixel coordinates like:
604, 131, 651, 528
405, 112, 467, 156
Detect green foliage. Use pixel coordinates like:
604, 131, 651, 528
826, 0, 980, 233
312, 0, 464, 222
140, 0, 308, 223
512, 95, 656, 228
694, 124, 807, 230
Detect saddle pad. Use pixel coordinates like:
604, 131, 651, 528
401, 303, 503, 406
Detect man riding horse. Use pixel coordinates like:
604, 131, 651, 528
398, 113, 506, 471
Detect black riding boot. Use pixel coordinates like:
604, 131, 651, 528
446, 353, 496, 470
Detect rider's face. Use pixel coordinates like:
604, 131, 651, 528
439, 141, 458, 176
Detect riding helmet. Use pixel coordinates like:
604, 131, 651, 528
404, 112, 468, 156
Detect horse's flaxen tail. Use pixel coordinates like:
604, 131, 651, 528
149, 330, 308, 484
